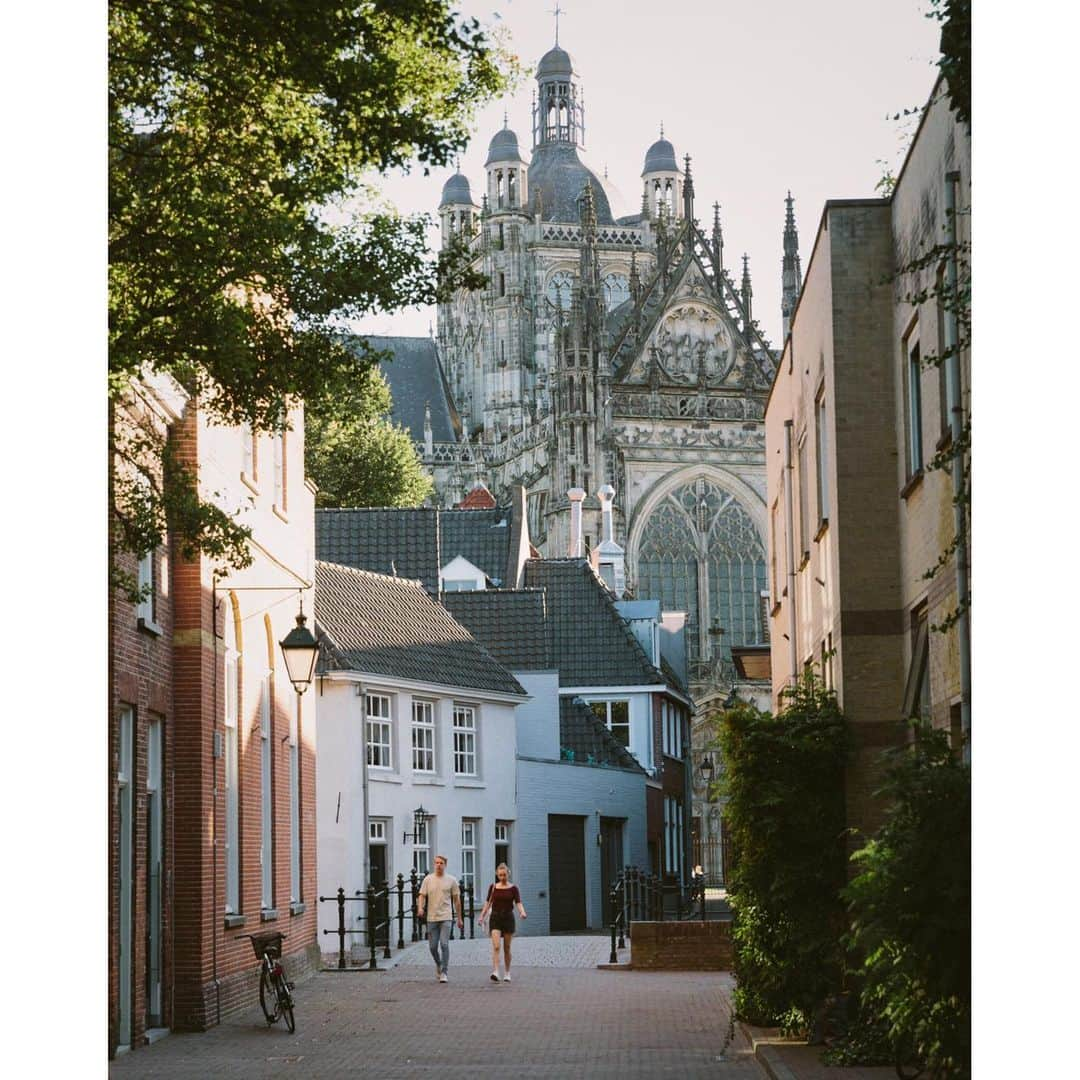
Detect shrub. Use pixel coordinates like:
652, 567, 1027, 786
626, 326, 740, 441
717, 674, 850, 1032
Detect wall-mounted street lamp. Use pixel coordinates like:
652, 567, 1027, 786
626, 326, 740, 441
279, 596, 319, 695
402, 805, 429, 846
700, 754, 715, 789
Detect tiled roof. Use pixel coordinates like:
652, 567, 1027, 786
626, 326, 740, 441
559, 696, 646, 774
316, 508, 440, 591
314, 561, 525, 697
458, 484, 497, 510
522, 559, 665, 688
442, 590, 552, 671
315, 506, 513, 593
354, 335, 459, 442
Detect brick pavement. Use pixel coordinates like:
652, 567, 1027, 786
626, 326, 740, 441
109, 935, 764, 1079
392, 932, 622, 969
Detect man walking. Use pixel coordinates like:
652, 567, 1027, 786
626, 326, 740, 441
417, 855, 463, 982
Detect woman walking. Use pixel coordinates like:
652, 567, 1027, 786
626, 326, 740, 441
478, 863, 527, 982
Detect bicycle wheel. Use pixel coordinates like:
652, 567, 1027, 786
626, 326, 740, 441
274, 972, 295, 1033
259, 964, 281, 1025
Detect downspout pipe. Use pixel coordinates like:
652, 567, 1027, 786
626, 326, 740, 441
783, 420, 799, 689
943, 172, 971, 753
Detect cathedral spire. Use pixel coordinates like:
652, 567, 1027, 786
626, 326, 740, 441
682, 154, 694, 221
629, 248, 641, 302
579, 179, 597, 234
712, 201, 724, 273
781, 190, 802, 341
741, 253, 753, 334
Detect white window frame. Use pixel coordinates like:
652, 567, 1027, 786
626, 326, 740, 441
441, 579, 479, 592
242, 422, 258, 486
590, 699, 631, 748
453, 704, 477, 777
224, 642, 240, 914
797, 434, 810, 560
411, 700, 436, 773
137, 548, 154, 625
905, 328, 924, 476
366, 693, 393, 770
260, 675, 273, 910
815, 389, 830, 525
413, 818, 431, 877
461, 820, 478, 893
369, 819, 387, 843
273, 430, 287, 512
289, 694, 300, 904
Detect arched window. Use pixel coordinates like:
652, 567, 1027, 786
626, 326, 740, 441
507, 170, 517, 207
635, 479, 766, 678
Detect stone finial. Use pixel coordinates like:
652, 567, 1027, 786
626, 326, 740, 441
567, 486, 587, 558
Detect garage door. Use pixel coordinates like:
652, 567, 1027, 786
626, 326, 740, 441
548, 815, 586, 932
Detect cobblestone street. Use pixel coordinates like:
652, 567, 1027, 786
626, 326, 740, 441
109, 937, 764, 1078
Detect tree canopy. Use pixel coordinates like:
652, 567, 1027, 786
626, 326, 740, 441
304, 366, 433, 509
109, 0, 515, 577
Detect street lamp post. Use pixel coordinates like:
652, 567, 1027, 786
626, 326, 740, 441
278, 598, 319, 695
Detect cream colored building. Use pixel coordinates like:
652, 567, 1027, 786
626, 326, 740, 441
764, 76, 971, 842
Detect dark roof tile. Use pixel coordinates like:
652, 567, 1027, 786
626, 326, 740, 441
441, 590, 552, 671
559, 696, 646, 773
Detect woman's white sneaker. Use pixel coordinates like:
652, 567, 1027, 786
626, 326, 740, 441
502, 974, 511, 982
490, 972, 499, 982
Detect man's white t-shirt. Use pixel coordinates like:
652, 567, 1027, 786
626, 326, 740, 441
419, 872, 460, 922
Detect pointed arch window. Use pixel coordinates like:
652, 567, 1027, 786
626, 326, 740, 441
636, 479, 766, 677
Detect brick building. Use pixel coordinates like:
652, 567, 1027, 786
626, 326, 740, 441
763, 75, 970, 844
109, 391, 320, 1055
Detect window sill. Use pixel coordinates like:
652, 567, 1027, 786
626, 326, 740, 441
137, 616, 163, 638
814, 518, 829, 542
289, 901, 307, 917
453, 778, 485, 788
413, 776, 445, 786
224, 914, 247, 930
240, 472, 260, 496
900, 470, 924, 500
369, 772, 403, 784
273, 504, 289, 524
260, 908, 279, 923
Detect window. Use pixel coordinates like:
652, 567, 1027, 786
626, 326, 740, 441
664, 796, 685, 876
137, 547, 155, 626
494, 822, 511, 871
589, 699, 631, 747
289, 694, 300, 903
453, 705, 477, 777
499, 273, 506, 297
770, 500, 780, 603
366, 693, 393, 769
260, 675, 273, 910
442, 579, 479, 592
662, 703, 683, 759
412, 700, 435, 773
413, 818, 431, 877
242, 422, 258, 484
936, 265, 951, 438
460, 820, 478, 893
224, 623, 240, 914
797, 435, 810, 560
815, 390, 829, 525
582, 423, 589, 464
904, 329, 924, 476
273, 430, 287, 512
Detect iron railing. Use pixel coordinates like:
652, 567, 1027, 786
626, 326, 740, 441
318, 870, 476, 970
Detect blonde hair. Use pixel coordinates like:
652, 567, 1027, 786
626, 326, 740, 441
495, 862, 511, 880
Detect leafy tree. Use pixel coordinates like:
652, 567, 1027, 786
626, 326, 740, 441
830, 726, 971, 1078
109, 0, 517, 581
929, 0, 971, 130
305, 365, 433, 508
716, 673, 851, 1033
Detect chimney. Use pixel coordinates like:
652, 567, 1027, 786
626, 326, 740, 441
594, 484, 626, 597
423, 402, 434, 459
567, 487, 586, 557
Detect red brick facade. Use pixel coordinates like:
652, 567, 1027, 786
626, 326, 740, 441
109, 399, 319, 1057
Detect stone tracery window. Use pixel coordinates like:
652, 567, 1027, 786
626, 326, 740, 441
636, 479, 766, 675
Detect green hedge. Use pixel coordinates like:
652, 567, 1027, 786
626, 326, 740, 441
717, 675, 850, 1032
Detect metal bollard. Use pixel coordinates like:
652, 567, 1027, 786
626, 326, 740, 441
609, 887, 618, 964
468, 883, 475, 939
366, 885, 378, 970
336, 887, 346, 970
396, 874, 406, 950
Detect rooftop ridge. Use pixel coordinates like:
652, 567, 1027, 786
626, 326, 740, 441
315, 558, 425, 590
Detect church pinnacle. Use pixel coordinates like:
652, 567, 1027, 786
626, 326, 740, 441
781, 191, 803, 341
741, 254, 754, 334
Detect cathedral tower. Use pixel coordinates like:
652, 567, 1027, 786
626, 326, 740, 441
781, 192, 802, 341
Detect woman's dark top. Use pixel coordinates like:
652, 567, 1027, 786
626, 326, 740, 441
486, 884, 520, 916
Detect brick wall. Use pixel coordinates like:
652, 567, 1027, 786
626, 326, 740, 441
629, 920, 733, 971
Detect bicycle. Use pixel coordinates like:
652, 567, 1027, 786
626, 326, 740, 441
243, 931, 296, 1033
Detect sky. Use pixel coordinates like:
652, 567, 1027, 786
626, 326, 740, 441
353, 0, 942, 348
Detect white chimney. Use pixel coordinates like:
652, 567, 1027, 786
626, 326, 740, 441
594, 484, 626, 598
567, 487, 586, 557
423, 402, 433, 459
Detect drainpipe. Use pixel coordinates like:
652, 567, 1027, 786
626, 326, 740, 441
211, 578, 221, 1026
943, 172, 971, 754
783, 421, 799, 689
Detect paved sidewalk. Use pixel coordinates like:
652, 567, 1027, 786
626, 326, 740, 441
393, 931, 625, 969
109, 948, 762, 1078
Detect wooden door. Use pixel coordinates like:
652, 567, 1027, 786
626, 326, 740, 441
599, 818, 624, 925
547, 815, 586, 932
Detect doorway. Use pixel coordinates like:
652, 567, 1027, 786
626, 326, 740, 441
145, 717, 163, 1028
547, 815, 586, 932
368, 820, 390, 946
599, 817, 624, 925
117, 707, 134, 1047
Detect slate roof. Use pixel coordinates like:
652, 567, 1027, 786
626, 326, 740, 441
314, 561, 525, 697
528, 143, 617, 225
442, 589, 552, 671
559, 696, 646, 774
521, 559, 665, 688
315, 506, 513, 594
440, 171, 476, 207
352, 335, 459, 443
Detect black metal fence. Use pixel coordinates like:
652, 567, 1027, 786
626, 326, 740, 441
607, 865, 711, 965
318, 870, 476, 970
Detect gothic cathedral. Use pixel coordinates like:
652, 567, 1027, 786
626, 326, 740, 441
415, 38, 801, 708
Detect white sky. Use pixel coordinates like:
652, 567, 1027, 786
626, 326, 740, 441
354, 0, 942, 347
